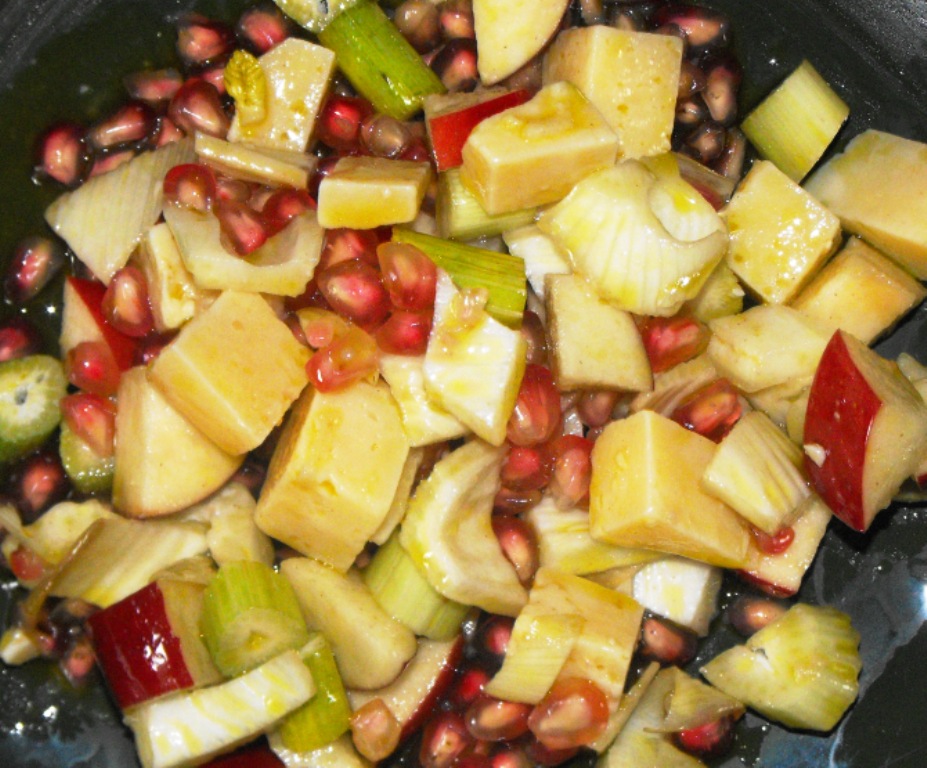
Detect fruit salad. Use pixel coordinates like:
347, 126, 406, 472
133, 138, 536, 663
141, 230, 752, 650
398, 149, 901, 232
1, 1, 926, 766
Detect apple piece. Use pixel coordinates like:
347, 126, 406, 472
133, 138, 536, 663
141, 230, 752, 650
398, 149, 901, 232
460, 81, 619, 215
148, 290, 309, 456
424, 88, 531, 172
113, 367, 243, 518
45, 139, 195, 283
471, 0, 570, 86
804, 129, 927, 278
897, 353, 927, 485
631, 557, 722, 637
347, 636, 463, 741
369, 447, 425, 547
59, 276, 139, 370
255, 381, 410, 571
589, 410, 752, 569
87, 578, 222, 710
803, 330, 927, 531
542, 26, 682, 159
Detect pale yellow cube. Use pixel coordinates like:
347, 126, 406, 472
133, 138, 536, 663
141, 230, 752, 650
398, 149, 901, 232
317, 156, 433, 229
255, 381, 410, 572
149, 290, 309, 455
460, 81, 619, 215
543, 26, 682, 159
724, 160, 841, 304
589, 410, 752, 569
790, 237, 926, 344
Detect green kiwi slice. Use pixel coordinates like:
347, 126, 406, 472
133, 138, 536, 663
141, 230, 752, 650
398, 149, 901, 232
0, 354, 68, 464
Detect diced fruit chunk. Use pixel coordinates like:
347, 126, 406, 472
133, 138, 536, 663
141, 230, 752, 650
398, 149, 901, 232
149, 290, 309, 455
701, 603, 861, 731
0, 355, 67, 464
543, 26, 682, 159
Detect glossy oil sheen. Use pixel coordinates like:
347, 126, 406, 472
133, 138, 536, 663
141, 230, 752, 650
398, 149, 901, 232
2, 1, 927, 767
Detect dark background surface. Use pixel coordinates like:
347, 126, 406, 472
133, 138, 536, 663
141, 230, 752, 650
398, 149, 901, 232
1, 1, 927, 766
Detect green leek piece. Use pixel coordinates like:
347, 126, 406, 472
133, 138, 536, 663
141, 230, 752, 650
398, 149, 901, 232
363, 534, 469, 640
317, 0, 445, 120
200, 561, 310, 677
392, 228, 527, 328
437, 168, 537, 241
741, 60, 849, 182
277, 633, 352, 753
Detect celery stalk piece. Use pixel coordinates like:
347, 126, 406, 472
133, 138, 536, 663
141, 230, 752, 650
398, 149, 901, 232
277, 633, 352, 753
741, 60, 849, 182
200, 561, 310, 677
363, 533, 470, 640
317, 0, 445, 120
436, 168, 537, 241
392, 228, 527, 329
126, 649, 315, 768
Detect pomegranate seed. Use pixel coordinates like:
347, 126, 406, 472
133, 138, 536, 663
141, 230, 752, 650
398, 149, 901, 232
377, 242, 437, 312
3, 236, 65, 305
176, 14, 234, 67
361, 114, 414, 158
9, 450, 69, 520
215, 176, 255, 205
546, 435, 593, 509
488, 745, 533, 768
87, 102, 156, 151
702, 54, 742, 126
262, 188, 316, 235
0, 316, 43, 361
134, 332, 175, 366
376, 310, 433, 355
670, 378, 742, 442
198, 61, 229, 95
527, 677, 609, 751
439, 0, 475, 40
507, 365, 561, 447
454, 756, 493, 768
124, 68, 184, 105
401, 136, 432, 163
317, 260, 391, 329
320, 228, 381, 271
431, 38, 479, 92
678, 59, 707, 98
575, 389, 619, 430
751, 525, 795, 555
298, 308, 350, 349
713, 126, 748, 180
8, 545, 49, 584
230, 459, 266, 497
638, 315, 709, 374
102, 266, 154, 338
727, 594, 789, 637
286, 279, 331, 314
451, 667, 491, 709
474, 615, 513, 670
317, 94, 375, 153
491, 516, 539, 586
420, 712, 474, 768
90, 148, 137, 178
306, 326, 380, 392
493, 486, 541, 516
674, 714, 736, 758
61, 393, 116, 458
154, 116, 186, 147
522, 738, 579, 767
395, 0, 441, 52
34, 122, 92, 187
168, 79, 230, 138
60, 636, 97, 687
65, 340, 121, 397
236, 2, 294, 54
215, 199, 269, 256
676, 95, 709, 128
639, 615, 698, 666
651, 4, 730, 51
501, 445, 551, 491
350, 697, 401, 762
683, 121, 727, 165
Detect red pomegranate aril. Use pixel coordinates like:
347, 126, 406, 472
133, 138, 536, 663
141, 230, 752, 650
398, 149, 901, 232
675, 95, 709, 128
8, 545, 48, 585
124, 67, 184, 105
65, 340, 121, 397
176, 14, 235, 67
350, 697, 401, 762
395, 0, 442, 52
102, 266, 154, 338
454, 755, 493, 768
262, 188, 316, 234
213, 176, 253, 205
0, 316, 43, 362
489, 745, 533, 768
507, 365, 561, 447
376, 310, 433, 355
361, 114, 414, 158
493, 486, 541, 516
713, 126, 747, 180
751, 524, 795, 555
684, 120, 727, 164
306, 326, 380, 392
10, 450, 69, 521
466, 696, 532, 743
474, 615, 514, 669
34, 122, 92, 187
61, 393, 116, 458
168, 79, 230, 138
439, 0, 475, 40
420, 712, 474, 768
523, 739, 579, 767
527, 677, 609, 751
198, 61, 229, 95
678, 59, 707, 98
236, 2, 294, 54
727, 594, 789, 637
670, 378, 742, 442
61, 637, 96, 687
609, 3, 649, 32
317, 94, 374, 153
321, 227, 381, 271
639, 314, 709, 374
702, 54, 742, 126
300, 309, 348, 350
134, 332, 175, 366
3, 236, 65, 305
491, 516, 539, 586
215, 198, 270, 256
501, 445, 550, 491
546, 435, 593, 509
576, 389, 619, 429
674, 714, 736, 758
651, 4, 730, 51
639, 614, 698, 666
286, 277, 331, 313
401, 136, 432, 163
431, 38, 479, 93
377, 241, 437, 311
90, 148, 137, 178
87, 102, 156, 151
451, 667, 491, 709
154, 116, 186, 147
317, 260, 391, 329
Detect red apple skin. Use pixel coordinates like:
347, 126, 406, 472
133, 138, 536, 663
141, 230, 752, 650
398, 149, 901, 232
735, 570, 796, 599
803, 331, 881, 532
428, 90, 531, 172
65, 276, 139, 370
87, 581, 197, 710
201, 740, 285, 768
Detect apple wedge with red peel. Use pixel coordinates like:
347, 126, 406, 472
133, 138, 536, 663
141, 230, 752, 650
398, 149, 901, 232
87, 578, 222, 711
425, 89, 531, 172
60, 276, 139, 371
803, 330, 927, 532
348, 636, 464, 741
